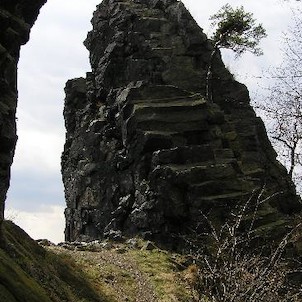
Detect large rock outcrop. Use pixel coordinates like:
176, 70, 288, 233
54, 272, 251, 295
62, 0, 301, 244
0, 0, 46, 243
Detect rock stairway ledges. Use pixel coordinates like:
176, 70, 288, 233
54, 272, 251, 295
189, 191, 251, 210
130, 95, 204, 106
122, 87, 225, 146
122, 85, 194, 102
188, 179, 256, 197
151, 163, 238, 185
152, 145, 215, 166
133, 105, 208, 122
133, 118, 210, 133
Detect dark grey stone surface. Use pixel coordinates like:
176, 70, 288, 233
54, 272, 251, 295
62, 0, 301, 245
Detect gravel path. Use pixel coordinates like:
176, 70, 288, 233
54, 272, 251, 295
49, 246, 157, 302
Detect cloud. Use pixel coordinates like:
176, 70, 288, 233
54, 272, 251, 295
5, 205, 65, 244
14, 0, 101, 171
13, 127, 64, 172
8, 0, 100, 242
7, 170, 64, 211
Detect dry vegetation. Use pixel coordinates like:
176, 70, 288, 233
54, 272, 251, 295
189, 203, 302, 301
1, 205, 302, 302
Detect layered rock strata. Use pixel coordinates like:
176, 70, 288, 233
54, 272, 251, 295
62, 0, 301, 244
0, 0, 46, 242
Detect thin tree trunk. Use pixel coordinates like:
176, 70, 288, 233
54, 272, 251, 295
289, 142, 297, 178
206, 47, 218, 103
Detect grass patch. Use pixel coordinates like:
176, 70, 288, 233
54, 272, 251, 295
0, 247, 51, 302
130, 248, 195, 301
0, 221, 109, 302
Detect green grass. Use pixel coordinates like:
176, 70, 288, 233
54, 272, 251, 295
72, 255, 137, 302
0, 221, 108, 302
130, 249, 195, 301
0, 222, 198, 301
0, 247, 51, 302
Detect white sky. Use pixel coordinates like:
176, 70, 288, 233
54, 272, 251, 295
4, 0, 300, 243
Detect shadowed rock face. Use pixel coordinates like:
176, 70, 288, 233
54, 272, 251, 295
62, 0, 301, 245
0, 0, 46, 242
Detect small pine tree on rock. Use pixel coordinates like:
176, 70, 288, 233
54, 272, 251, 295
206, 4, 267, 101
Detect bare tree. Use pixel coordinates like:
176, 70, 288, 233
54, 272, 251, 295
256, 9, 302, 189
190, 190, 302, 301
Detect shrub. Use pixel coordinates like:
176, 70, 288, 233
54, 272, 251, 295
190, 191, 302, 301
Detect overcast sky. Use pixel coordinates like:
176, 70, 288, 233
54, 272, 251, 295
4, 0, 300, 243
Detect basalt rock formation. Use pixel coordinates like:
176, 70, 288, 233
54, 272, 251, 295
0, 0, 46, 243
62, 0, 301, 244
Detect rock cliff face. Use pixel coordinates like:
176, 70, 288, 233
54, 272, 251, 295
62, 0, 301, 244
0, 0, 46, 242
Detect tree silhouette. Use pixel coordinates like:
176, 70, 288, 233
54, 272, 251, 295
255, 8, 302, 191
